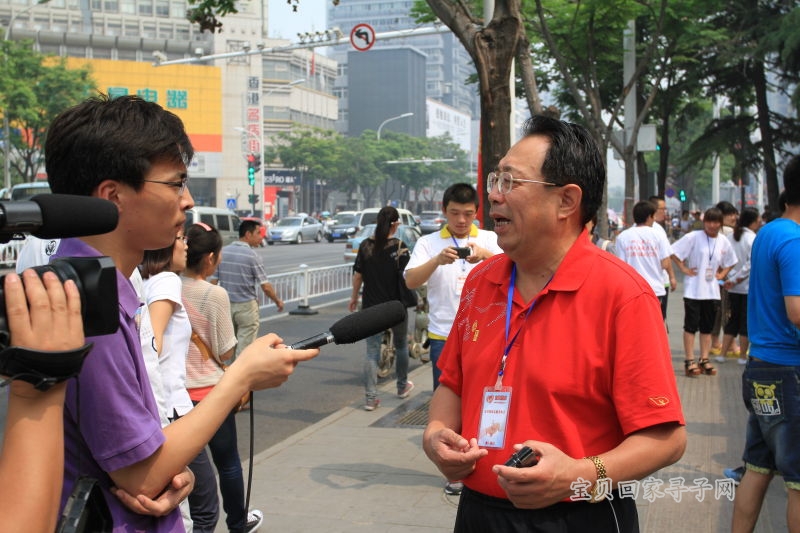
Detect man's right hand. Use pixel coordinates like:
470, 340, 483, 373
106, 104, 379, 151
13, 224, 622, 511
423, 426, 487, 482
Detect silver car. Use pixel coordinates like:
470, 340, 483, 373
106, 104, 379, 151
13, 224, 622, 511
267, 215, 323, 245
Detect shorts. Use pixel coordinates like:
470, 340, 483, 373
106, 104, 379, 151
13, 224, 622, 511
683, 298, 719, 334
741, 359, 800, 489
723, 293, 748, 337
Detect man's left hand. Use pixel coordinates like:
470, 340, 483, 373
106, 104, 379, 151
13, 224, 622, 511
492, 441, 592, 509
111, 467, 195, 516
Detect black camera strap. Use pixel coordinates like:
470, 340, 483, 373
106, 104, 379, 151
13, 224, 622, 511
0, 343, 93, 391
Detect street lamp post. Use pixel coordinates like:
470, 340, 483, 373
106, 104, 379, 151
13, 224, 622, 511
376, 112, 413, 141
3, 0, 51, 193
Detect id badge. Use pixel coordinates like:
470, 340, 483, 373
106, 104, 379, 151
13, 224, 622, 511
705, 267, 714, 282
456, 274, 468, 295
477, 387, 512, 449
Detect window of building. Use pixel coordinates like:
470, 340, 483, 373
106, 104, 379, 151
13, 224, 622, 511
156, 0, 169, 16
119, 0, 135, 13
138, 0, 153, 15
104, 0, 119, 12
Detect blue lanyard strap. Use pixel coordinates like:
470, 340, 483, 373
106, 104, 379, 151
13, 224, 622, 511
706, 234, 717, 262
496, 264, 546, 388
451, 234, 468, 271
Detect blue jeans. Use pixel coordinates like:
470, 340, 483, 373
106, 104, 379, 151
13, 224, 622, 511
186, 448, 219, 533
364, 313, 409, 399
194, 402, 248, 532
741, 359, 800, 489
428, 338, 446, 390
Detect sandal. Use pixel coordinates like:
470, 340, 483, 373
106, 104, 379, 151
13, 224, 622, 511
685, 359, 701, 377
698, 358, 717, 376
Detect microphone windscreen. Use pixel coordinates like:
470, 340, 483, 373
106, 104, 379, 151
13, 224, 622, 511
330, 300, 407, 344
31, 194, 119, 239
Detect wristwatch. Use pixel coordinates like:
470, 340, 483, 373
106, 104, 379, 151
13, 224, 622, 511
584, 455, 607, 502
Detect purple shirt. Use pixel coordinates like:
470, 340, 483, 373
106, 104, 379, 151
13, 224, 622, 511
56, 238, 183, 532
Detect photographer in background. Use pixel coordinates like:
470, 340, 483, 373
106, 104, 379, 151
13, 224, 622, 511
0, 270, 84, 533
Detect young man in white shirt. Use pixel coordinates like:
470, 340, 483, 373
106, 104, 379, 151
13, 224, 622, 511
615, 200, 676, 319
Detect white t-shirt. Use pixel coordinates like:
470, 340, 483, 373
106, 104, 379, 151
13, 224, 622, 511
651, 222, 671, 288
726, 228, 756, 295
143, 271, 194, 419
671, 230, 737, 300
404, 226, 502, 338
15, 236, 60, 273
614, 225, 672, 296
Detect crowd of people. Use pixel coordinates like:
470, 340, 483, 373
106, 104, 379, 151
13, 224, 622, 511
1, 94, 797, 533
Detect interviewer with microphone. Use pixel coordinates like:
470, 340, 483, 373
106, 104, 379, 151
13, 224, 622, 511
43, 94, 318, 532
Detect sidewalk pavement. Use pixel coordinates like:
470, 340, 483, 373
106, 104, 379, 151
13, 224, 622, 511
231, 291, 788, 533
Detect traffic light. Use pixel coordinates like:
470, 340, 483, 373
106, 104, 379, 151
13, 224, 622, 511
246, 154, 256, 186
248, 194, 259, 204
679, 189, 687, 202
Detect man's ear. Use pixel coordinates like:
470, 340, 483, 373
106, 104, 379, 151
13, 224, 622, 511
557, 183, 583, 221
93, 179, 123, 206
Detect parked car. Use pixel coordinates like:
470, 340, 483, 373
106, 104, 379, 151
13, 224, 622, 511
324, 210, 361, 243
184, 206, 241, 245
239, 216, 267, 247
357, 207, 419, 229
419, 211, 446, 234
9, 181, 51, 201
344, 223, 421, 262
268, 215, 323, 244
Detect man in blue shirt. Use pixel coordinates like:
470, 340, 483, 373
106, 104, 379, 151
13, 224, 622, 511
732, 155, 800, 532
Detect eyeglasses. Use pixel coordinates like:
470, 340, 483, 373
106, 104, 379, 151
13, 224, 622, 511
486, 171, 561, 195
144, 177, 188, 195
176, 235, 188, 244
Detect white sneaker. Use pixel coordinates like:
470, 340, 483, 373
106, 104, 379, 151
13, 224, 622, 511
714, 356, 726, 363
398, 381, 415, 399
244, 509, 263, 533
738, 358, 748, 365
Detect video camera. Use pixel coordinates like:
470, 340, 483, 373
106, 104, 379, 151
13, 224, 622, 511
0, 194, 120, 389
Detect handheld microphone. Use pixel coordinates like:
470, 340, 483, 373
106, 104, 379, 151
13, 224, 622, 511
289, 300, 407, 350
0, 194, 119, 240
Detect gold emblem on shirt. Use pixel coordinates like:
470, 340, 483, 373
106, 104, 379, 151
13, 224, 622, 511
472, 321, 479, 341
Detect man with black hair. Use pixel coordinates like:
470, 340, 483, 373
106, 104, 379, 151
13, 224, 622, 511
732, 155, 800, 532
45, 95, 317, 532
423, 116, 685, 531
216, 218, 284, 359
615, 200, 676, 319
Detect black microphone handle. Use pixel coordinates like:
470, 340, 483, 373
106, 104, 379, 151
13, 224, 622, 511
288, 332, 335, 350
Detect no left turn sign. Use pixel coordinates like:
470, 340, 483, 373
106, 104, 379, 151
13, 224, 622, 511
350, 23, 375, 52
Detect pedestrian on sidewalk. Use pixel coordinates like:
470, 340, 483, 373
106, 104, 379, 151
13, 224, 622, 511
349, 206, 414, 411
731, 156, 800, 533
718, 207, 760, 366
614, 200, 677, 320
404, 182, 502, 495
423, 115, 685, 532
670, 207, 737, 376
140, 231, 220, 532
183, 223, 265, 533
710, 201, 740, 359
650, 195, 676, 318
215, 218, 284, 360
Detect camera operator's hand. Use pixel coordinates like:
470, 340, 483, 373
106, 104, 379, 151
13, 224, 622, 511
0, 270, 83, 533
111, 467, 195, 517
225, 333, 319, 392
5, 270, 84, 395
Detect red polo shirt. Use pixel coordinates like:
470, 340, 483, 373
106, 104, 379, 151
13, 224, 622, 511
438, 232, 685, 499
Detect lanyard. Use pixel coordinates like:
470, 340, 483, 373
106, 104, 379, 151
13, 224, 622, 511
706, 234, 717, 263
495, 264, 547, 389
450, 234, 468, 272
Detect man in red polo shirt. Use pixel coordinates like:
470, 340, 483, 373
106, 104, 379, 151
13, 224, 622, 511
422, 116, 686, 532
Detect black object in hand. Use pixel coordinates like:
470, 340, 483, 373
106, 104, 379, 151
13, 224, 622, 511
453, 246, 471, 259
504, 446, 538, 468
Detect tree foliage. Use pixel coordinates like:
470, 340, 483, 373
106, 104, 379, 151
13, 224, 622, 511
0, 41, 95, 185
268, 125, 468, 210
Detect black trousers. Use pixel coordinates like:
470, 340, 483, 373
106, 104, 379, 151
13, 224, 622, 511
454, 486, 639, 533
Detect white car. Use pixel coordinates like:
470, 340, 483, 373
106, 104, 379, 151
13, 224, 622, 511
267, 215, 323, 244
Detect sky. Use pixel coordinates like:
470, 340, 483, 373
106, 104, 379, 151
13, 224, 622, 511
268, 0, 330, 42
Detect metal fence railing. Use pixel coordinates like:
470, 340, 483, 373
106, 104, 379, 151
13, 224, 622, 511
257, 263, 353, 311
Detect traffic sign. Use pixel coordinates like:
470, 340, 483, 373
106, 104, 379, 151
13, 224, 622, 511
226, 198, 237, 210
666, 187, 675, 198
350, 23, 376, 52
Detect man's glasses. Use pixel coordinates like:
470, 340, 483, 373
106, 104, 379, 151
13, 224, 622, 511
144, 177, 188, 195
486, 171, 561, 195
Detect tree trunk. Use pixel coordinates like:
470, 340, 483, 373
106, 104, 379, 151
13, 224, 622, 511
751, 59, 780, 212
